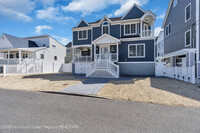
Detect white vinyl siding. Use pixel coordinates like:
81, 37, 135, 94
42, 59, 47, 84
124, 24, 137, 35
78, 30, 87, 40
128, 44, 145, 58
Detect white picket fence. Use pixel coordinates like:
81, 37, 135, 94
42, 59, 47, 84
156, 63, 195, 84
3, 62, 63, 77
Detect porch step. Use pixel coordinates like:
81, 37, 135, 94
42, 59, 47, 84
88, 69, 116, 78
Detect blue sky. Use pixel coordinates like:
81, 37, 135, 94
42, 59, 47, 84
0, 0, 169, 45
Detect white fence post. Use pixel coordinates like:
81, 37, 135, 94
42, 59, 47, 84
42, 62, 44, 74
3, 65, 6, 77
26, 65, 28, 75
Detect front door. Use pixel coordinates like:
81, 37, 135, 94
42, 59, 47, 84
100, 46, 110, 59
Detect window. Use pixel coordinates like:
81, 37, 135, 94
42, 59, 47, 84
54, 56, 57, 61
128, 44, 145, 58
185, 3, 191, 22
125, 24, 137, 35
78, 30, 87, 40
40, 54, 44, 59
173, 0, 177, 7
165, 23, 171, 37
76, 49, 80, 53
185, 29, 191, 46
102, 21, 109, 34
66, 49, 71, 53
23, 54, 28, 58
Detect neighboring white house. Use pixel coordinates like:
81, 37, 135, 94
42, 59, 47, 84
0, 33, 66, 76
155, 30, 164, 58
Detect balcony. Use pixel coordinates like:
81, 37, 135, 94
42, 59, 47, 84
142, 30, 153, 37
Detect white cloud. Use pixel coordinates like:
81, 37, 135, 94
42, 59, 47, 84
53, 36, 71, 45
114, 0, 149, 16
62, 0, 149, 16
154, 27, 162, 37
35, 25, 52, 34
36, 7, 75, 23
0, 0, 35, 22
157, 13, 165, 19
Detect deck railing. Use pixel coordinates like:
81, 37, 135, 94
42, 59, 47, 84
74, 55, 92, 63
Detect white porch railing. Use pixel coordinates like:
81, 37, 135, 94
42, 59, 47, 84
142, 30, 153, 37
95, 53, 118, 62
86, 59, 119, 78
74, 55, 92, 63
0, 58, 19, 64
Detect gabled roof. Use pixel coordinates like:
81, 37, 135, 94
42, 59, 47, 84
99, 16, 112, 24
162, 0, 173, 28
66, 42, 72, 48
89, 17, 122, 24
3, 34, 38, 48
92, 34, 120, 44
121, 3, 145, 20
76, 19, 90, 28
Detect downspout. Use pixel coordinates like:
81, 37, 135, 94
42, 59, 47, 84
196, 0, 200, 78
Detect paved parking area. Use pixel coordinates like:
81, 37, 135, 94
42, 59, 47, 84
61, 78, 108, 95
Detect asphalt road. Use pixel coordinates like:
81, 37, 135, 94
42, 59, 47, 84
0, 89, 200, 133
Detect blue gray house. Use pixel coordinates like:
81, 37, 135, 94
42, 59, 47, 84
160, 0, 199, 78
71, 4, 156, 78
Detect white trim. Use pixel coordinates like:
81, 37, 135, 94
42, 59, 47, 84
120, 37, 155, 42
92, 34, 120, 44
121, 4, 146, 20
165, 23, 171, 37
99, 16, 112, 24
78, 30, 88, 40
185, 3, 191, 23
128, 43, 145, 58
102, 21, 110, 35
76, 19, 90, 28
162, 0, 173, 28
185, 29, 191, 47
124, 23, 138, 35
72, 44, 92, 48
118, 62, 155, 64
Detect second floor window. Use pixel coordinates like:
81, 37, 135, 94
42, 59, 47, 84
165, 24, 171, 37
66, 49, 71, 53
102, 21, 109, 34
125, 24, 137, 35
185, 3, 191, 22
78, 30, 87, 40
173, 0, 177, 7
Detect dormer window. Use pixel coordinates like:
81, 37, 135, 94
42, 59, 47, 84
102, 21, 109, 34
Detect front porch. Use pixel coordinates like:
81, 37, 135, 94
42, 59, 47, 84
0, 48, 37, 65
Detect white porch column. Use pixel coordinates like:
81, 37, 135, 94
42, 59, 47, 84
117, 43, 119, 62
72, 47, 75, 62
19, 50, 21, 63
7, 51, 10, 64
140, 21, 143, 37
152, 20, 155, 37
94, 44, 96, 60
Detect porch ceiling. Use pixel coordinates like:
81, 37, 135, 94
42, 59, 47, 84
159, 49, 196, 59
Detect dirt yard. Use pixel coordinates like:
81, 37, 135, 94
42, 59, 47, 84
0, 73, 83, 92
98, 77, 200, 108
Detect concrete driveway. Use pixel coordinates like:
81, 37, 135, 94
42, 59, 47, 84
0, 89, 200, 133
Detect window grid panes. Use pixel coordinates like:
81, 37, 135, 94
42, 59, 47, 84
129, 44, 145, 57
79, 30, 87, 39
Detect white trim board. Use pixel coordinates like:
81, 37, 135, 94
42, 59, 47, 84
185, 3, 192, 23
118, 62, 155, 64
185, 29, 191, 47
